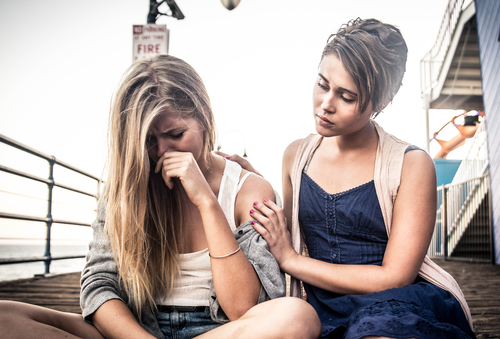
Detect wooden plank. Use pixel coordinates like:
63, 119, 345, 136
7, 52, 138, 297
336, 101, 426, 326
0, 272, 82, 314
0, 261, 499, 337
432, 258, 500, 338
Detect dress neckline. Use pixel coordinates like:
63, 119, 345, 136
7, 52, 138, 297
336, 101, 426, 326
302, 137, 374, 196
301, 170, 374, 197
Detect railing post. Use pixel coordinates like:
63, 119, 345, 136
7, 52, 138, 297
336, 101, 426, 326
442, 184, 448, 259
43, 156, 56, 274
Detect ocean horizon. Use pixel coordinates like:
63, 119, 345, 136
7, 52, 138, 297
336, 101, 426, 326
0, 242, 89, 282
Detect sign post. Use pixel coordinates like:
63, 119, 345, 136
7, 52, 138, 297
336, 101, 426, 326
132, 24, 169, 62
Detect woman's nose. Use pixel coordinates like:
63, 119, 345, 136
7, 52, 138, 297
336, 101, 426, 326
157, 137, 170, 158
321, 92, 335, 113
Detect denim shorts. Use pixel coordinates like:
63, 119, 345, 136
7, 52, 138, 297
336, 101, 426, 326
156, 307, 222, 339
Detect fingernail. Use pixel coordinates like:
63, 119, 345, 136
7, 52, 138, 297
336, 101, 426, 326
253, 202, 258, 206
225, 156, 230, 159
264, 199, 269, 202
252, 221, 255, 225
250, 209, 254, 214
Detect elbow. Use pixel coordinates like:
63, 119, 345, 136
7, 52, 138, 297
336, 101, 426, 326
367, 271, 416, 294
384, 274, 416, 291
224, 302, 255, 321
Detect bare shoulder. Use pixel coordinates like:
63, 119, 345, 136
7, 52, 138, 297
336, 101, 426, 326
283, 139, 303, 160
401, 149, 436, 186
282, 138, 304, 173
402, 149, 435, 171
235, 170, 275, 225
238, 171, 275, 202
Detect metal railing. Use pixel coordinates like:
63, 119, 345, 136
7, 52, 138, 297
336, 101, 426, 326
428, 119, 492, 262
0, 134, 103, 275
451, 120, 488, 183
429, 173, 492, 262
420, 0, 467, 95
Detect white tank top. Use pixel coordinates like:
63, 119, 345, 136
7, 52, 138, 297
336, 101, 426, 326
156, 160, 252, 307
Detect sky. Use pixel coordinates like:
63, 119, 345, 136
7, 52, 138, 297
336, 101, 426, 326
0, 0, 468, 244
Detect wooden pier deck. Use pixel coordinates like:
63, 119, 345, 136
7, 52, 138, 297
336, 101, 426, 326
0, 258, 499, 338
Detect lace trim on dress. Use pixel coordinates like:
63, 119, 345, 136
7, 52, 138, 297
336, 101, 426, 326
343, 299, 472, 339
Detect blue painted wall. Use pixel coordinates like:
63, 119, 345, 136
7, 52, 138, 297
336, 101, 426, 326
433, 159, 462, 186
475, 0, 500, 264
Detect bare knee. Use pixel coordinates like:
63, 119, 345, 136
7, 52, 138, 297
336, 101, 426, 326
278, 298, 321, 339
0, 301, 103, 339
0, 300, 34, 321
0, 301, 43, 338
0, 300, 59, 324
252, 297, 321, 339
0, 301, 69, 331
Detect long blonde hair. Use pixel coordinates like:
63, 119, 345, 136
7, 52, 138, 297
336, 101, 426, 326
105, 54, 216, 314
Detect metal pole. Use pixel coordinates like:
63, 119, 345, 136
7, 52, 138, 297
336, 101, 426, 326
442, 184, 448, 259
43, 156, 56, 274
424, 92, 431, 154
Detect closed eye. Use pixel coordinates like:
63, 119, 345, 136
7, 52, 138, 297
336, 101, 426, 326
341, 96, 356, 103
171, 131, 185, 139
317, 75, 329, 90
317, 81, 328, 90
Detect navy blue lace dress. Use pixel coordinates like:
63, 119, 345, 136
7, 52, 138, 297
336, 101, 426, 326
299, 169, 476, 339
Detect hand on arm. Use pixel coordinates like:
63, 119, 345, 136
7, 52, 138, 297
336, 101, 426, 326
252, 145, 437, 295
249, 139, 303, 274
208, 173, 276, 319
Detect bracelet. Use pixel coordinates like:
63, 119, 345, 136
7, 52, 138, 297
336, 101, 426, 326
209, 246, 241, 259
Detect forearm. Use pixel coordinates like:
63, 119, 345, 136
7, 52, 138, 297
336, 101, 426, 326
198, 198, 261, 320
91, 299, 156, 339
283, 254, 415, 295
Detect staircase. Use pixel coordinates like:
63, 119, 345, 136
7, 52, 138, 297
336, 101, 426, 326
446, 173, 491, 260
450, 191, 491, 260
421, 0, 493, 263
430, 16, 483, 110
429, 122, 492, 262
421, 0, 483, 111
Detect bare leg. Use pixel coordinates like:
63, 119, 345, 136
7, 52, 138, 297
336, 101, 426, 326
196, 297, 321, 339
0, 301, 105, 339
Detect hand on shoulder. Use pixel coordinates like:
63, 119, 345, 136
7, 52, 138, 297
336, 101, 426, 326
214, 151, 262, 177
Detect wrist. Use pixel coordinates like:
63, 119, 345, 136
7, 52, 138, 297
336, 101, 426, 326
279, 250, 300, 274
196, 195, 219, 211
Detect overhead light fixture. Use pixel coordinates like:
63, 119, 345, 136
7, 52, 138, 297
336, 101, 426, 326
221, 0, 241, 11
148, 0, 185, 23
